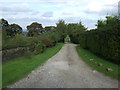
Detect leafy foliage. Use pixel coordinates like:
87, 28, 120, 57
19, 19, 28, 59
34, 42, 45, 54
0, 18, 9, 31
79, 16, 120, 64
0, 18, 23, 36
2, 34, 32, 50
9, 24, 22, 36
45, 26, 56, 32
66, 21, 87, 43
27, 22, 43, 36
56, 20, 67, 42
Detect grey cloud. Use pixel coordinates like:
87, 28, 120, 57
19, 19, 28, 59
1, 6, 32, 13
0, 12, 18, 16
0, 5, 41, 17
42, 11, 54, 17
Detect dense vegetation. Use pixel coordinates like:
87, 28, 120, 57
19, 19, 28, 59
78, 16, 120, 64
1, 15, 119, 64
1, 19, 66, 59
47, 16, 119, 64
51, 16, 119, 64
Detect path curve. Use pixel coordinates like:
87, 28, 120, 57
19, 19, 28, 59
8, 44, 119, 88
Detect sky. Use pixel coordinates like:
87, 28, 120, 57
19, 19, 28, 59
0, 0, 119, 30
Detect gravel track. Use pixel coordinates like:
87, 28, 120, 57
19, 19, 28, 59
8, 44, 119, 88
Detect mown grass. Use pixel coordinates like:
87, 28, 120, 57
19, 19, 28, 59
76, 46, 119, 79
2, 43, 64, 88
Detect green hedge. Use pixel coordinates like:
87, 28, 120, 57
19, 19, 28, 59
2, 34, 55, 50
79, 29, 119, 64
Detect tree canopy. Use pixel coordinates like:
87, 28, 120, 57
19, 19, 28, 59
8, 24, 22, 36
0, 18, 22, 36
27, 22, 43, 36
45, 26, 56, 32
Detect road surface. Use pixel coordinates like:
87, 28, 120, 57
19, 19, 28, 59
8, 44, 119, 88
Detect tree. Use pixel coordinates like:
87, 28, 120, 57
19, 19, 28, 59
0, 18, 9, 29
56, 20, 67, 42
96, 20, 106, 30
0, 18, 9, 35
105, 16, 120, 30
66, 21, 87, 43
96, 16, 120, 31
45, 26, 56, 32
0, 18, 23, 36
27, 22, 43, 36
8, 24, 22, 36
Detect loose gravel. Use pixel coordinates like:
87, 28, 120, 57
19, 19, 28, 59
8, 44, 119, 88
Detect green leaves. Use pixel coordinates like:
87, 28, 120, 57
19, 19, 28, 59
9, 24, 22, 36
27, 22, 43, 37
79, 16, 120, 64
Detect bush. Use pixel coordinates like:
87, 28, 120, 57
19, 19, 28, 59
40, 37, 54, 47
34, 36, 54, 47
46, 31, 61, 43
2, 34, 35, 50
34, 42, 45, 54
2, 34, 55, 56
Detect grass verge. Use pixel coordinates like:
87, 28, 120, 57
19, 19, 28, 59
76, 46, 119, 79
2, 43, 64, 88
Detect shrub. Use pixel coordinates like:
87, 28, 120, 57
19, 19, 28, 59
35, 36, 54, 47
45, 31, 61, 43
34, 42, 45, 54
2, 34, 34, 50
40, 37, 54, 47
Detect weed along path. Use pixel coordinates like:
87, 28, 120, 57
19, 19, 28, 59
8, 44, 118, 88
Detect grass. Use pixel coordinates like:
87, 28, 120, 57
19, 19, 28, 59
76, 46, 119, 80
2, 43, 64, 88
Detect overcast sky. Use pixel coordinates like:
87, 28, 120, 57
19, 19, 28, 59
0, 0, 119, 30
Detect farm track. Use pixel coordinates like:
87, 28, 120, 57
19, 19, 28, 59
8, 44, 119, 88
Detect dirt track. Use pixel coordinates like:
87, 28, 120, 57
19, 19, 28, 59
8, 44, 119, 88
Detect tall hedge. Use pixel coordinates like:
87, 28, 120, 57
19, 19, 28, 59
79, 27, 119, 64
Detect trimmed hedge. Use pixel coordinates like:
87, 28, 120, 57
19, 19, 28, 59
79, 29, 119, 64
